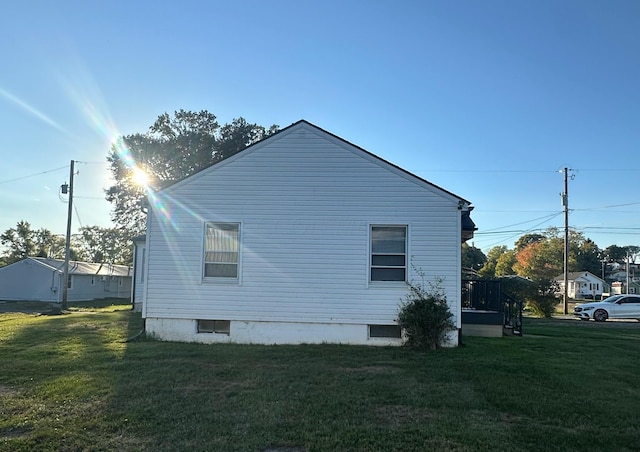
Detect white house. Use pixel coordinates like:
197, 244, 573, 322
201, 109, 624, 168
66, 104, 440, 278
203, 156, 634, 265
140, 120, 475, 346
0, 257, 132, 302
555, 271, 608, 299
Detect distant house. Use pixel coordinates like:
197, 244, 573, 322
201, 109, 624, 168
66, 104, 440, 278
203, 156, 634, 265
0, 257, 132, 302
555, 271, 608, 299
611, 280, 640, 295
138, 120, 475, 346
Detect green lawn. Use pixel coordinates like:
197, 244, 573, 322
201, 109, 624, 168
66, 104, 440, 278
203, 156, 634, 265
1, 307, 639, 451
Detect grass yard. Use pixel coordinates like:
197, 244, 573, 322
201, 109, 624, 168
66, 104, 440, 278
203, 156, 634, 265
1, 307, 639, 451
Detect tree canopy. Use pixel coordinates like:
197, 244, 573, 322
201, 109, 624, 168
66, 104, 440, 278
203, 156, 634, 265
461, 243, 486, 275
0, 222, 133, 267
0, 221, 66, 265
475, 228, 623, 282
106, 110, 279, 235
72, 226, 132, 265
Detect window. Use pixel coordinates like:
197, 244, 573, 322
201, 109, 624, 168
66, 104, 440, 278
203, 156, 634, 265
369, 324, 402, 338
67, 274, 73, 289
370, 225, 407, 282
204, 223, 239, 278
197, 319, 231, 335
91, 276, 95, 286
119, 277, 123, 286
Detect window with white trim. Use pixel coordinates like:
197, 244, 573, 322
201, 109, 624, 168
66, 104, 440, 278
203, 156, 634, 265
370, 225, 407, 282
204, 222, 239, 278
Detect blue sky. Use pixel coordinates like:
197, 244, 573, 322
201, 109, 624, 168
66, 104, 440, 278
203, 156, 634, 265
1, 0, 638, 253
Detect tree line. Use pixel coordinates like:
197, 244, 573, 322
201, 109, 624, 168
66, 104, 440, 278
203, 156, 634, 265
463, 227, 639, 281
0, 221, 132, 267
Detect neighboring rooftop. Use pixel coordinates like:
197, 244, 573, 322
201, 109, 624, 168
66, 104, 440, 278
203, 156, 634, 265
30, 257, 132, 277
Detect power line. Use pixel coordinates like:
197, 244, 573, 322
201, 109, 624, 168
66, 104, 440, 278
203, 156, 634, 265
478, 211, 564, 249
0, 165, 68, 186
418, 167, 640, 174
73, 204, 84, 229
573, 201, 640, 211
574, 168, 640, 172
477, 212, 563, 234
76, 161, 108, 165
420, 169, 556, 173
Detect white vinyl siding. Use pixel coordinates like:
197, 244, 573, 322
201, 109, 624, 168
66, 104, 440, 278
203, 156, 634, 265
204, 223, 240, 279
144, 123, 463, 330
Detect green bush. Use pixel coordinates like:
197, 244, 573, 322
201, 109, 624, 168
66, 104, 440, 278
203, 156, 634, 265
398, 281, 456, 350
526, 295, 560, 318
501, 277, 559, 318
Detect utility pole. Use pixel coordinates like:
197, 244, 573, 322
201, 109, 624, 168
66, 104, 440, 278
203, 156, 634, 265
562, 167, 569, 315
626, 253, 630, 294
61, 160, 75, 310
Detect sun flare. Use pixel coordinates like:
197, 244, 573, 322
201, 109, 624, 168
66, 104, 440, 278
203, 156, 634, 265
131, 167, 149, 187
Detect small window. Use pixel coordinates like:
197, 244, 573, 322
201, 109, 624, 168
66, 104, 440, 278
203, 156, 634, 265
91, 276, 95, 286
204, 223, 239, 278
119, 277, 123, 286
67, 274, 73, 289
370, 225, 407, 282
197, 319, 231, 335
369, 325, 402, 338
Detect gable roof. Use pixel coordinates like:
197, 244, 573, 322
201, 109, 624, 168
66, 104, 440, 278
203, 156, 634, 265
29, 257, 132, 277
158, 120, 472, 206
554, 271, 604, 282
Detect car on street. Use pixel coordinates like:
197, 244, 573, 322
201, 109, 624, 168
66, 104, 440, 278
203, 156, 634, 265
574, 294, 640, 322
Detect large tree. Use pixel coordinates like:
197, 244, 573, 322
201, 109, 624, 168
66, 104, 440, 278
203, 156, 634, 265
72, 226, 132, 265
462, 243, 486, 275
512, 228, 602, 280
514, 240, 561, 280
603, 244, 640, 264
0, 221, 66, 265
514, 233, 545, 252
572, 236, 601, 276
495, 249, 517, 276
106, 110, 279, 235
478, 245, 508, 278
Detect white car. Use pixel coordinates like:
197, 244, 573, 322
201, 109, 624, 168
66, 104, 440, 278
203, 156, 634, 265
574, 294, 640, 322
